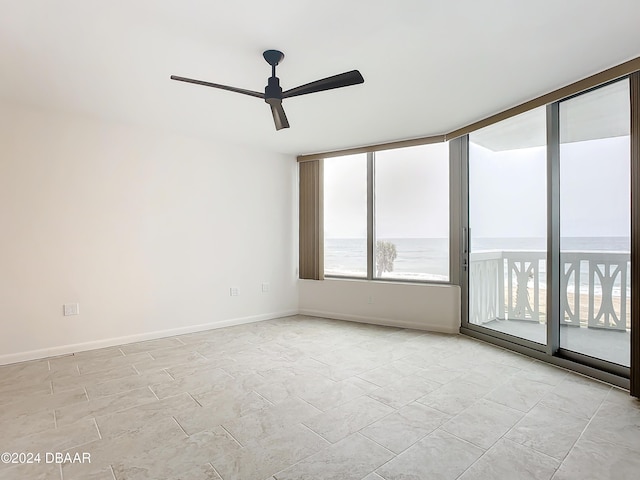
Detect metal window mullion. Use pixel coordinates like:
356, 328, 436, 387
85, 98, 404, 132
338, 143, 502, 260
547, 102, 560, 356
630, 72, 640, 397
454, 136, 470, 326
367, 152, 375, 280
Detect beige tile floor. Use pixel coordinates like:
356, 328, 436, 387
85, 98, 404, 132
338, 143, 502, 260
1, 315, 639, 480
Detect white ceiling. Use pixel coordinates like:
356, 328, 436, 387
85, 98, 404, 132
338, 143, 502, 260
472, 78, 631, 151
2, 0, 640, 156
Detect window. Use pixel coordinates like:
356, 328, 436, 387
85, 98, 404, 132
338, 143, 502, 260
468, 106, 548, 344
374, 144, 449, 281
323, 143, 450, 282
323, 154, 367, 277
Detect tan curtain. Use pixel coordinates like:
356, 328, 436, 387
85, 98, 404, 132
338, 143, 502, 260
298, 160, 324, 280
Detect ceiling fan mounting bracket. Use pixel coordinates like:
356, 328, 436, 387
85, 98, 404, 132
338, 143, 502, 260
263, 50, 285, 67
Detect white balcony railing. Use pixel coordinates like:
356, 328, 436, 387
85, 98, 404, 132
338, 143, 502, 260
470, 250, 630, 331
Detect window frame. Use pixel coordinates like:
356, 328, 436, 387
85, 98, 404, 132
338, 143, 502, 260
322, 145, 452, 285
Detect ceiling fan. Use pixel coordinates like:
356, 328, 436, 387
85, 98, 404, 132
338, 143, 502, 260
171, 50, 364, 131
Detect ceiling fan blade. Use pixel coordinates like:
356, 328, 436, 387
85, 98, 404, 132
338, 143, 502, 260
170, 75, 264, 99
270, 102, 290, 130
282, 70, 364, 99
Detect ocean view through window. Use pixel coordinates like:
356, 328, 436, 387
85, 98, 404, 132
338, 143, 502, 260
559, 79, 631, 366
463, 79, 633, 371
324, 153, 367, 277
468, 106, 548, 345
325, 237, 449, 280
323, 143, 449, 282
374, 143, 449, 281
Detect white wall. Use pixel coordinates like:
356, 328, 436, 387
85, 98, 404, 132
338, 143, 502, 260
299, 279, 460, 333
0, 104, 298, 363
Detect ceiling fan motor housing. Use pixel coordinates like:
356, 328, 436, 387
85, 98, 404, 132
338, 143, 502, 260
265, 76, 283, 104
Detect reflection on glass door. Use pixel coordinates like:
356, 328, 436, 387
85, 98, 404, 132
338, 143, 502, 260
468, 107, 548, 345
559, 80, 631, 367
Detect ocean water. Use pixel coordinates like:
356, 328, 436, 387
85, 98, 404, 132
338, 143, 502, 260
473, 236, 630, 252
324, 237, 630, 285
324, 238, 449, 280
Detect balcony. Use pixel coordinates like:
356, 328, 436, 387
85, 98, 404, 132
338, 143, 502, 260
469, 249, 630, 366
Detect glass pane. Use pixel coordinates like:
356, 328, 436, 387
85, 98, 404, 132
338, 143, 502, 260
374, 143, 449, 282
559, 79, 630, 367
324, 154, 367, 277
468, 106, 547, 345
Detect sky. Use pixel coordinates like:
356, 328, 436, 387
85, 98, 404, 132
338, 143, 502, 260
324, 79, 630, 242
323, 143, 449, 239
469, 133, 630, 239
324, 136, 630, 241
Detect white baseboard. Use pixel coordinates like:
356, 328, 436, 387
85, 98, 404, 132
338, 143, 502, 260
0, 308, 458, 366
0, 310, 298, 366
298, 309, 460, 334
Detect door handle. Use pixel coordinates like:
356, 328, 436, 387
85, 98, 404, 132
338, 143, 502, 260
462, 227, 470, 271
462, 227, 469, 254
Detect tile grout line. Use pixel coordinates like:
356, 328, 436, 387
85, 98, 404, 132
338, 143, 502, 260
219, 367, 236, 380
434, 426, 491, 455
444, 427, 493, 480
290, 393, 323, 413
556, 385, 612, 466
208, 462, 224, 480
352, 431, 396, 456
93, 417, 103, 439
298, 421, 332, 443
440, 373, 566, 476
351, 375, 380, 391
148, 385, 160, 401
494, 380, 582, 465
171, 416, 189, 438
267, 429, 335, 480
252, 389, 275, 406
480, 394, 536, 416
220, 425, 244, 448
187, 392, 202, 407
443, 412, 564, 480
413, 396, 472, 417
196, 351, 209, 361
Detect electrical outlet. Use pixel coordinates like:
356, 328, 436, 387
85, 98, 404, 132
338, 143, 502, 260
262, 283, 270, 293
63, 303, 79, 316
230, 287, 239, 297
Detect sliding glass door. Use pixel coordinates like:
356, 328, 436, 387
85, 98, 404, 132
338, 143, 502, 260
463, 79, 632, 377
467, 107, 548, 346
559, 79, 631, 367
